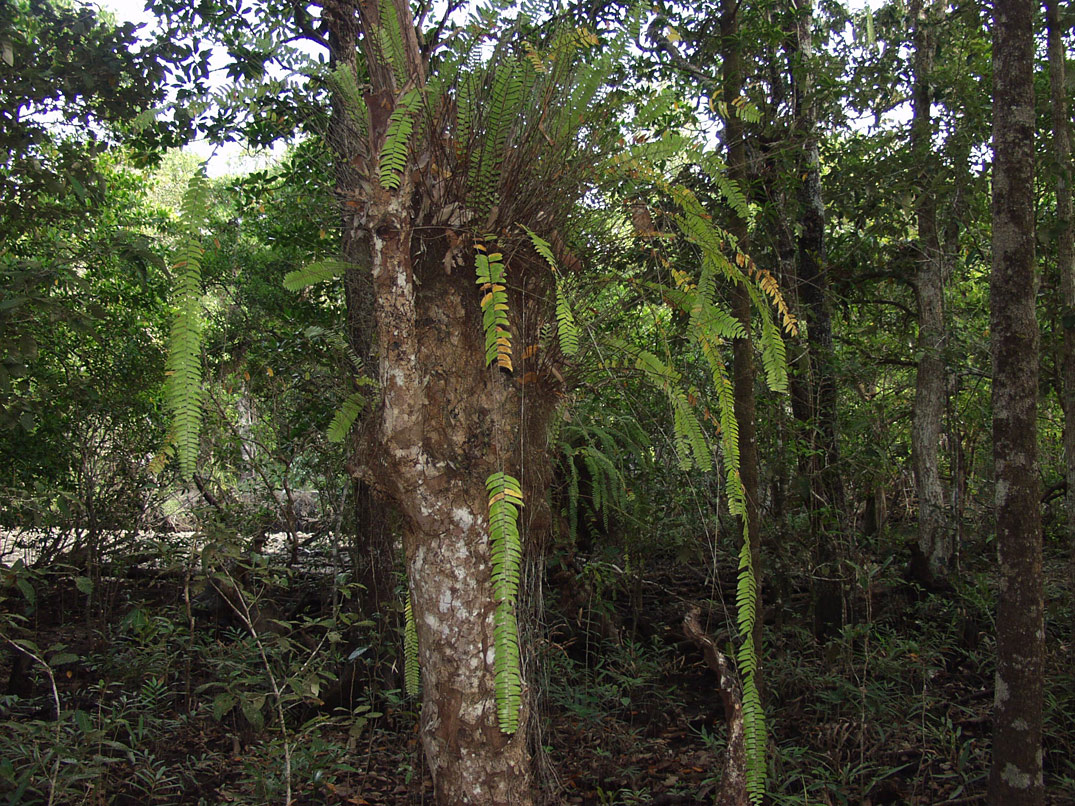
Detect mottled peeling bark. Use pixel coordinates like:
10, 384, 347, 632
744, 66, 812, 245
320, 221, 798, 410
988, 0, 1043, 802
334, 0, 557, 799
909, 0, 951, 584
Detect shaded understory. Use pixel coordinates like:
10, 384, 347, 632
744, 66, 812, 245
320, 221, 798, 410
1, 530, 1073, 806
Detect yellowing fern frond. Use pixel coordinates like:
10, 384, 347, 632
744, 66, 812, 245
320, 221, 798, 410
475, 240, 513, 371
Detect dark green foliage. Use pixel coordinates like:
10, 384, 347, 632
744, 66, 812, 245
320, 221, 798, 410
0, 0, 175, 232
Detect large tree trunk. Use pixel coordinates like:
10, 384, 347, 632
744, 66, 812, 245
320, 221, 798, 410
988, 0, 1043, 802
367, 252, 541, 802
336, 0, 561, 799
909, 0, 951, 586
1047, 0, 1075, 634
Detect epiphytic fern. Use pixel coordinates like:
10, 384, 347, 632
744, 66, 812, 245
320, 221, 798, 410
404, 591, 420, 697
486, 471, 524, 733
282, 258, 349, 291
554, 284, 580, 357
325, 64, 369, 137
372, 0, 411, 86
475, 238, 513, 371
162, 168, 211, 480
605, 135, 796, 802
464, 58, 525, 216
379, 87, 423, 190
609, 338, 712, 472
326, 390, 367, 443
523, 226, 579, 357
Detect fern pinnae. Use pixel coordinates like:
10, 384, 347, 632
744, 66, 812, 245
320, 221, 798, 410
163, 169, 211, 480
404, 592, 421, 696
373, 0, 410, 86
378, 87, 422, 190
474, 239, 513, 371
282, 258, 351, 291
326, 390, 367, 443
486, 471, 524, 733
326, 64, 369, 136
522, 226, 580, 357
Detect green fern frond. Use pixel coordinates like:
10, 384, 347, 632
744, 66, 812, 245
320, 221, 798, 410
326, 391, 367, 443
404, 591, 420, 697
325, 64, 369, 136
735, 528, 766, 802
162, 169, 211, 480
283, 259, 352, 291
466, 58, 524, 215
609, 339, 711, 471
475, 239, 513, 371
486, 471, 524, 733
378, 87, 422, 190
373, 0, 410, 86
712, 171, 750, 221
522, 225, 557, 269
555, 284, 580, 357
520, 226, 580, 357
758, 313, 789, 394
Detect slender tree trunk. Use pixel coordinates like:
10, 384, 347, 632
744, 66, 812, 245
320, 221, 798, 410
722, 0, 763, 696
1047, 0, 1075, 630
909, 0, 951, 585
989, 0, 1043, 801
788, 0, 846, 638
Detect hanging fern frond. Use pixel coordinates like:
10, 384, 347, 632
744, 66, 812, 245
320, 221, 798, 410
522, 226, 579, 357
282, 258, 352, 291
378, 87, 423, 190
522, 225, 557, 268
162, 169, 211, 480
326, 391, 367, 443
736, 526, 766, 801
555, 283, 580, 357
486, 471, 524, 733
711, 171, 750, 221
758, 313, 789, 394
609, 339, 711, 471
404, 591, 421, 697
373, 0, 410, 86
325, 64, 369, 137
474, 239, 513, 371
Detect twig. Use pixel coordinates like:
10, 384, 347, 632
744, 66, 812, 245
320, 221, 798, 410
214, 569, 293, 805
1, 630, 63, 805
682, 607, 748, 806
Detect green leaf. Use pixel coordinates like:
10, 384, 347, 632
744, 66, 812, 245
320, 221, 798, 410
327, 391, 367, 443
283, 259, 351, 291
486, 471, 524, 733
212, 693, 236, 722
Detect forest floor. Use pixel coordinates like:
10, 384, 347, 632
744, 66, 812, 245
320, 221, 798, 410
2, 537, 1074, 805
